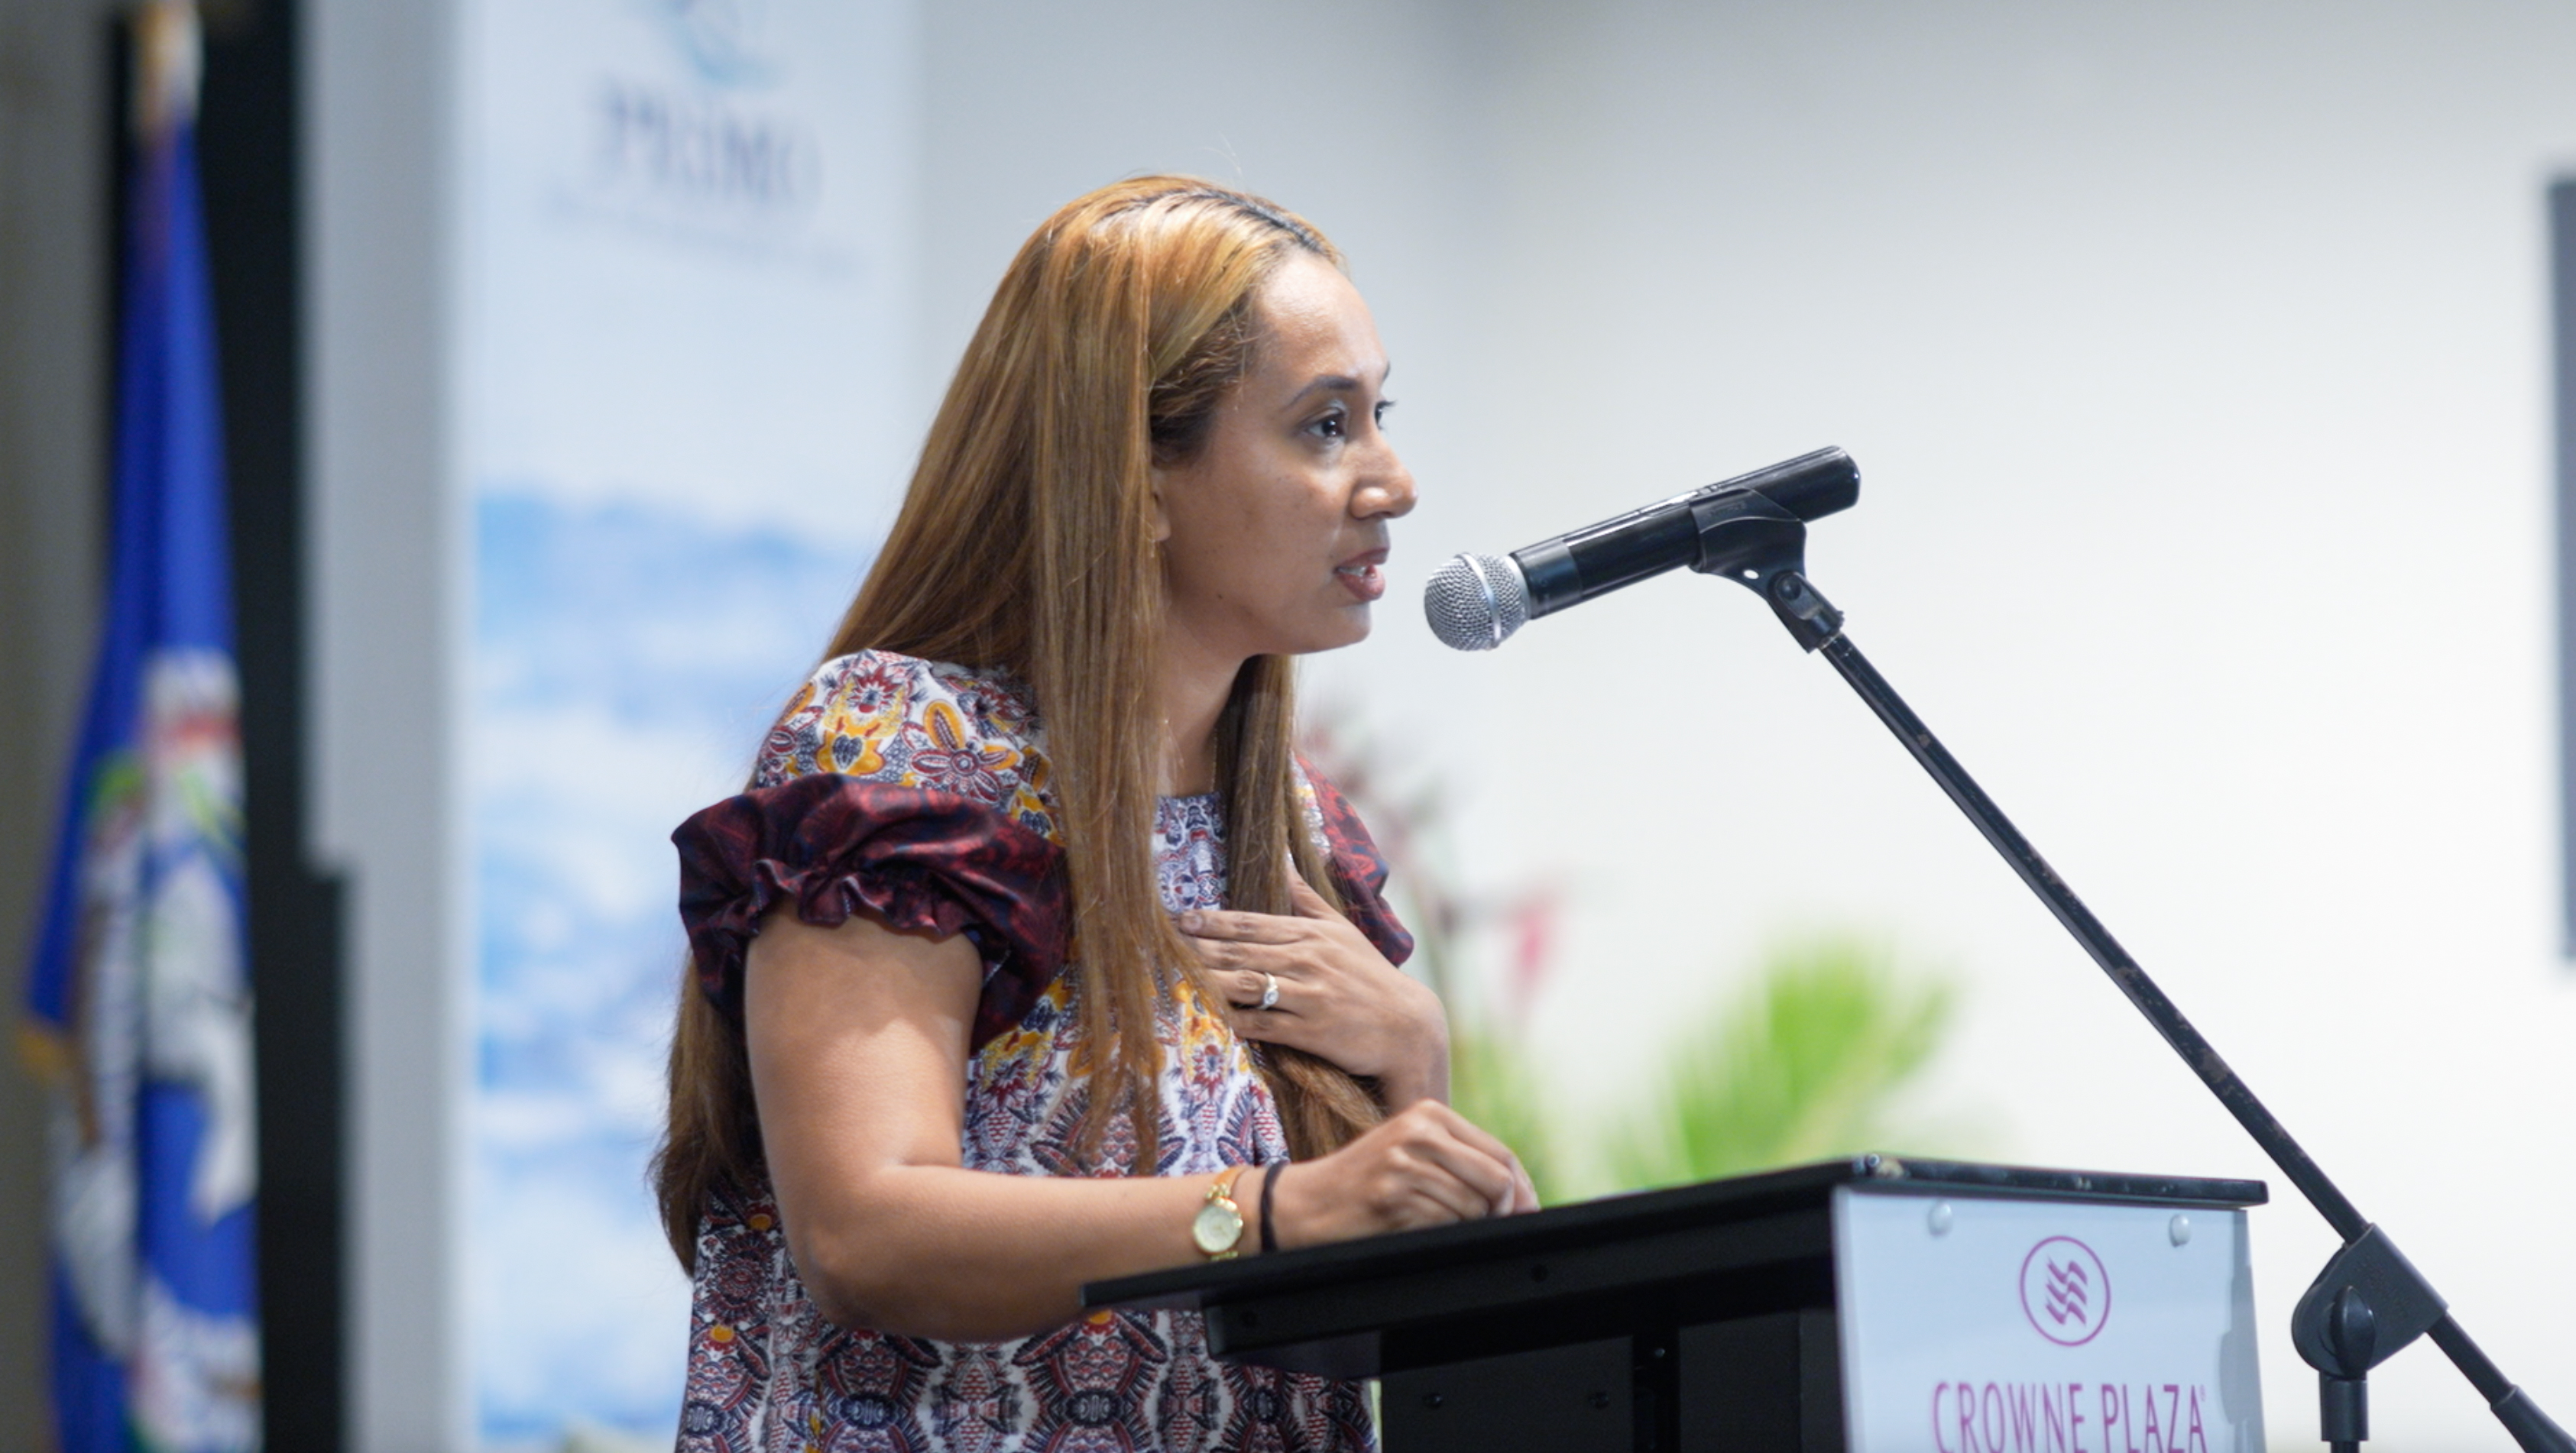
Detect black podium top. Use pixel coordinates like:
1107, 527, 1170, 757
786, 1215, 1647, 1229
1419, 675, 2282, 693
1083, 1155, 2263, 1380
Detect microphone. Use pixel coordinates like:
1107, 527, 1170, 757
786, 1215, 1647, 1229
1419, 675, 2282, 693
1422, 446, 1860, 650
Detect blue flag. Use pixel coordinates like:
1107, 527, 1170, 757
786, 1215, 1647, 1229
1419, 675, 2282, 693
21, 6, 263, 1448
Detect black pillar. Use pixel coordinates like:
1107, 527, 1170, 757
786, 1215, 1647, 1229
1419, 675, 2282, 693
196, 3, 348, 1446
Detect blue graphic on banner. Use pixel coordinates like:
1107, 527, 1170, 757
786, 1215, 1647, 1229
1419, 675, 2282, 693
469, 490, 865, 1443
22, 58, 263, 1453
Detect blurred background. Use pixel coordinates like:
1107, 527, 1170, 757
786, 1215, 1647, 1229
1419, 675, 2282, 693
7, 0, 2576, 1446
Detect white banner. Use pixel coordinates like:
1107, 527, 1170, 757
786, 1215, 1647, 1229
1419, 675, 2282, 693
457, 0, 917, 1444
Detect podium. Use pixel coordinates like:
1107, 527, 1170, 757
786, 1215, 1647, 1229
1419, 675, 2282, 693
1085, 1157, 2267, 1452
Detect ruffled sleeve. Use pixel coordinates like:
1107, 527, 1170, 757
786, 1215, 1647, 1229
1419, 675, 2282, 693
1298, 760, 1416, 968
672, 652, 1070, 1048
673, 775, 1068, 1047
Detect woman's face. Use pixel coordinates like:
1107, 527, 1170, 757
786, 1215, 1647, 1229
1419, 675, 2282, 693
1152, 252, 1418, 666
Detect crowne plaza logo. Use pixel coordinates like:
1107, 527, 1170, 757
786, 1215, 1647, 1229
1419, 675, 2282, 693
2019, 1236, 2111, 1348
1904, 1220, 2234, 1452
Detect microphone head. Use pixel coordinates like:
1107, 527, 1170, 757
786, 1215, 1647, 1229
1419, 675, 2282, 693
1423, 552, 1531, 652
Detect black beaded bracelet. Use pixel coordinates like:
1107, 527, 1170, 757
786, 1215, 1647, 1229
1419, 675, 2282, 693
1259, 1160, 1285, 1254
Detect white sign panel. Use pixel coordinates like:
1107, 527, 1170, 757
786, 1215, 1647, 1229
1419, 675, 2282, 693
1834, 1188, 2264, 1453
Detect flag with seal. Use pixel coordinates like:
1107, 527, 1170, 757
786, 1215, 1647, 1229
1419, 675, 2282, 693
20, 4, 263, 1448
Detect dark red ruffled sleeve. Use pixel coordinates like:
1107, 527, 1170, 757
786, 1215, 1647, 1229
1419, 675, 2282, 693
1300, 763, 1416, 968
672, 774, 1071, 1049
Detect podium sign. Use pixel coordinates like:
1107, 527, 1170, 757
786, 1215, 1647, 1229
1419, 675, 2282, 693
1836, 1188, 2265, 1453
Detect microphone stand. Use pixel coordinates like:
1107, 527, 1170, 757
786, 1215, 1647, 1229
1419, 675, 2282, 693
1689, 494, 2574, 1453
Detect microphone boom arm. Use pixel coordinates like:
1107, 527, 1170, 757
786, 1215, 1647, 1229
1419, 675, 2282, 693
1709, 509, 2572, 1453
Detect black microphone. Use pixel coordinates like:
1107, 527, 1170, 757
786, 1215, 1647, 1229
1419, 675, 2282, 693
1422, 447, 1861, 650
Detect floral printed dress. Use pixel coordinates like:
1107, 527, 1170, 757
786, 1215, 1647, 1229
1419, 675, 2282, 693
669, 651, 1411, 1453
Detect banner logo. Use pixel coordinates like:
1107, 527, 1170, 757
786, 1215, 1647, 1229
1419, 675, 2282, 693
2019, 1236, 2111, 1347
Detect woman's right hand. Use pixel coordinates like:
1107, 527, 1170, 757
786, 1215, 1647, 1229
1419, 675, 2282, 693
1265, 1100, 1539, 1251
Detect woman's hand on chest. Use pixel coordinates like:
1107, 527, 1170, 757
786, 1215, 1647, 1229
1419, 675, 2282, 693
1178, 874, 1450, 1109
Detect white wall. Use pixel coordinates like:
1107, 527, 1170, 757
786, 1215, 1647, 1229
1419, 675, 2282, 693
309, 0, 470, 1444
919, 0, 2576, 1438
1339, 2, 2576, 1442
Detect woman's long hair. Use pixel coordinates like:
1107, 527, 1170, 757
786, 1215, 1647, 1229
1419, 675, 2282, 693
655, 178, 1388, 1270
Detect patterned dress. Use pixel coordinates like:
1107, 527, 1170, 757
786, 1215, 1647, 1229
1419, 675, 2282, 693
669, 651, 1411, 1453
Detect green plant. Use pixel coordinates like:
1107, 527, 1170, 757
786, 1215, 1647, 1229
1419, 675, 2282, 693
1291, 707, 1973, 1203
1606, 936, 1957, 1192
1446, 1017, 1568, 1206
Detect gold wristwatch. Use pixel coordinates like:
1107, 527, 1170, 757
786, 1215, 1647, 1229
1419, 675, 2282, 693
1192, 1165, 1252, 1260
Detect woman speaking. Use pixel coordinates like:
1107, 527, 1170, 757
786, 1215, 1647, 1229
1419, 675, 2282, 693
656, 176, 1534, 1451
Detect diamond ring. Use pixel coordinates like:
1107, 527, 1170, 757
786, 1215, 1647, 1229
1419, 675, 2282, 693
1259, 972, 1280, 1011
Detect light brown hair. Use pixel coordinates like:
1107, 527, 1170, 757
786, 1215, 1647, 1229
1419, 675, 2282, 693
655, 177, 1386, 1270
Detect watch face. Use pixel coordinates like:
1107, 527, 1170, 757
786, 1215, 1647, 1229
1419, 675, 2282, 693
1193, 1199, 1244, 1256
